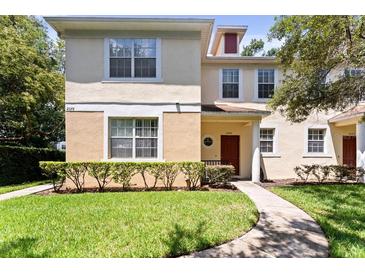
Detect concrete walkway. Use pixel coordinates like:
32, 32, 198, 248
186, 181, 328, 258
0, 184, 53, 201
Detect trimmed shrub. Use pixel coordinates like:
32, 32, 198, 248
0, 145, 65, 185
309, 164, 331, 183
330, 165, 352, 183
111, 162, 138, 190
39, 161, 219, 192
180, 162, 205, 190
161, 162, 179, 190
356, 167, 365, 183
39, 161, 66, 192
294, 165, 316, 183
205, 165, 235, 185
136, 162, 151, 189
87, 162, 113, 191
146, 163, 165, 189
294, 164, 365, 183
64, 162, 88, 192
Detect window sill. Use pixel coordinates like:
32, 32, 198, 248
302, 154, 332, 158
253, 99, 271, 103
105, 158, 164, 162
217, 98, 243, 103
261, 153, 281, 158
102, 78, 163, 83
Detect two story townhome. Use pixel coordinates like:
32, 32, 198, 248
45, 16, 365, 184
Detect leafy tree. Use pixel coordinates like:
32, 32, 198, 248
241, 38, 265, 56
268, 16, 365, 122
265, 47, 279, 56
0, 16, 65, 147
241, 38, 279, 56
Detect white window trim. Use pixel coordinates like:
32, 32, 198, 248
254, 68, 279, 103
303, 125, 332, 158
100, 105, 168, 162
218, 68, 243, 102
103, 37, 162, 83
109, 118, 159, 160
259, 124, 280, 158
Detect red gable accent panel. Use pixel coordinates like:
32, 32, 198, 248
224, 33, 237, 54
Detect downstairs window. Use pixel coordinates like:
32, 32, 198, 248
110, 118, 158, 158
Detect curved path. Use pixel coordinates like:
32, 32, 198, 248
185, 181, 328, 258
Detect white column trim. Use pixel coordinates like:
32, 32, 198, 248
251, 120, 261, 183
357, 121, 365, 183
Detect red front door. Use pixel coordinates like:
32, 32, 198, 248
221, 135, 240, 175
343, 136, 356, 167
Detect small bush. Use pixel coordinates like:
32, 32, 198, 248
330, 165, 352, 183
180, 162, 205, 190
111, 162, 138, 190
294, 164, 365, 183
310, 164, 331, 183
39, 161, 214, 192
161, 162, 179, 190
294, 165, 316, 183
39, 161, 66, 192
205, 165, 235, 185
64, 162, 88, 192
356, 167, 365, 183
146, 163, 165, 189
319, 165, 331, 183
87, 162, 113, 191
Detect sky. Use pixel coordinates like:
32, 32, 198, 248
41, 15, 282, 53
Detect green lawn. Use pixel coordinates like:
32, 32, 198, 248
0, 191, 257, 258
271, 184, 365, 258
0, 180, 50, 195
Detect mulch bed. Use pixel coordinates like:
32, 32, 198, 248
36, 183, 239, 195
256, 178, 360, 188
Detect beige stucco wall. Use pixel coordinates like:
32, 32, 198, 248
66, 111, 104, 161
199, 109, 354, 180
201, 121, 253, 178
65, 111, 195, 188
201, 63, 283, 104
65, 32, 201, 104
331, 124, 356, 165
260, 111, 342, 179
163, 112, 201, 161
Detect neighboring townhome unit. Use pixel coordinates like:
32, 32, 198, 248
45, 17, 365, 185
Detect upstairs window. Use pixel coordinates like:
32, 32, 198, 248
308, 129, 325, 153
109, 38, 157, 79
109, 39, 132, 78
224, 33, 238, 54
134, 39, 157, 78
222, 69, 239, 98
258, 69, 275, 99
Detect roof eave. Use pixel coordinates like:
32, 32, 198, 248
203, 56, 278, 64
201, 111, 271, 117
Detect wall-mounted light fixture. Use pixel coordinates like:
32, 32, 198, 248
176, 102, 181, 113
